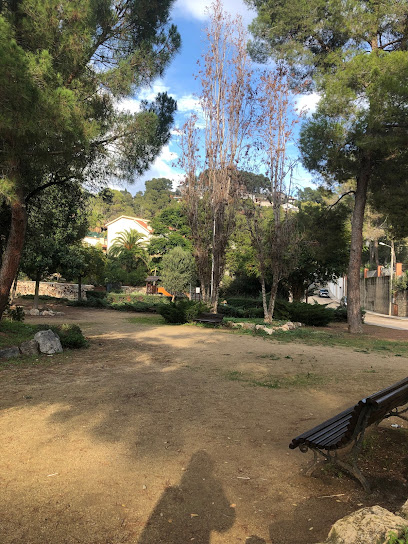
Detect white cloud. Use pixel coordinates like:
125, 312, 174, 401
295, 93, 321, 116
115, 98, 141, 114
177, 94, 201, 113
174, 0, 256, 25
138, 81, 171, 102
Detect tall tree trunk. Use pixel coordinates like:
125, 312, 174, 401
347, 163, 370, 333
33, 271, 41, 310
0, 193, 27, 320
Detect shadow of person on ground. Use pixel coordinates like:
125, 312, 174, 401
138, 450, 235, 544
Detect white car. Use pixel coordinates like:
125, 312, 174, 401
318, 289, 330, 298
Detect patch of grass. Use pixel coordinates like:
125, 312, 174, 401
0, 320, 38, 348
0, 352, 67, 370
127, 315, 166, 326
224, 370, 325, 389
270, 327, 408, 356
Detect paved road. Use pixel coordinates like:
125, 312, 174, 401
309, 295, 408, 332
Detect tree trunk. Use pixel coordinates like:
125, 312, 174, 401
33, 271, 41, 310
78, 275, 82, 301
260, 275, 268, 319
347, 164, 370, 334
266, 277, 279, 324
0, 193, 27, 320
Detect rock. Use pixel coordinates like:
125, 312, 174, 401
325, 506, 407, 544
398, 499, 408, 519
0, 346, 20, 359
34, 330, 63, 354
29, 308, 40, 316
19, 339, 40, 356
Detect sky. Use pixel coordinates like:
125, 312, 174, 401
114, 0, 320, 196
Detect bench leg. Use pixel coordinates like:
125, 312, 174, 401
301, 446, 371, 493
334, 458, 371, 493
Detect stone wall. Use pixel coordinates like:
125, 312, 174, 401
16, 281, 94, 300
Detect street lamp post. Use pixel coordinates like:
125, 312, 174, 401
379, 241, 394, 316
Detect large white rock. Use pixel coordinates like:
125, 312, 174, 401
326, 506, 407, 544
34, 330, 63, 354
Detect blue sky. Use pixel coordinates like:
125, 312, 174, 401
114, 0, 319, 195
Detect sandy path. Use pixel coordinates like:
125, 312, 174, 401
1, 307, 408, 544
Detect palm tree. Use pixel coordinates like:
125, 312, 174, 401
109, 229, 149, 272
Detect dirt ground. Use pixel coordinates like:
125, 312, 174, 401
1, 303, 408, 544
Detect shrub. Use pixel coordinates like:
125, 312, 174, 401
39, 324, 88, 349
67, 298, 108, 308
109, 301, 158, 313
7, 305, 25, 322
285, 302, 334, 327
85, 290, 106, 300
218, 305, 245, 318
158, 299, 203, 324
332, 305, 366, 323
185, 301, 211, 322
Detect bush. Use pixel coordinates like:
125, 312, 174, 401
109, 301, 158, 313
38, 324, 88, 349
218, 305, 245, 317
285, 301, 334, 327
332, 305, 366, 323
158, 300, 204, 324
7, 305, 25, 322
67, 298, 108, 308
223, 297, 263, 309
85, 290, 106, 300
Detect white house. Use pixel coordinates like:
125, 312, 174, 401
105, 215, 152, 251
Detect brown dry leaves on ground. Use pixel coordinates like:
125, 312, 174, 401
1, 305, 408, 544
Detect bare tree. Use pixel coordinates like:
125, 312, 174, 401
180, 0, 255, 311
243, 69, 301, 322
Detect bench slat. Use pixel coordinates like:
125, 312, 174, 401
305, 413, 353, 444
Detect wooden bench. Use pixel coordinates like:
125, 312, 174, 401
289, 377, 408, 492
194, 312, 224, 325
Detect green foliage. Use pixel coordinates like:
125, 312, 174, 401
0, 0, 181, 317
394, 272, 408, 293
387, 528, 408, 544
67, 298, 108, 308
85, 291, 106, 300
287, 201, 350, 300
160, 246, 196, 296
158, 299, 203, 324
44, 324, 88, 349
109, 301, 158, 312
279, 301, 334, 326
20, 183, 89, 284
7, 306, 25, 322
0, 320, 38, 348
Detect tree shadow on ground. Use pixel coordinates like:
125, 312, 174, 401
137, 450, 235, 544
